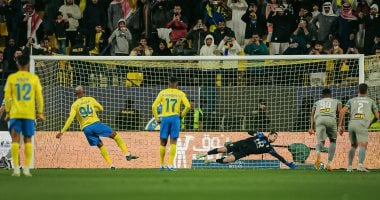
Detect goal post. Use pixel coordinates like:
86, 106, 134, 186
28, 54, 380, 169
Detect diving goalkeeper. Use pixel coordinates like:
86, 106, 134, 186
196, 131, 296, 169
56, 86, 138, 169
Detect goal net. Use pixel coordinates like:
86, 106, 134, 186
28, 54, 380, 170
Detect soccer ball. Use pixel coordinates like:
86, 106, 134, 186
319, 162, 325, 170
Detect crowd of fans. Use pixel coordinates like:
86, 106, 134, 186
1, 0, 380, 83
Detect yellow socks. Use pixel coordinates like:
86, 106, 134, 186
159, 145, 166, 166
11, 142, 20, 168
24, 142, 33, 167
168, 144, 177, 167
114, 134, 129, 155
99, 146, 112, 166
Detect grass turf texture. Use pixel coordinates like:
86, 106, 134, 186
1, 169, 379, 200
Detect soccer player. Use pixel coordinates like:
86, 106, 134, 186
152, 77, 191, 171
196, 131, 296, 169
56, 86, 138, 169
338, 83, 379, 172
4, 55, 45, 177
308, 88, 342, 171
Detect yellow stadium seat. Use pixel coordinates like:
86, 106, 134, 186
0, 22, 8, 36
126, 72, 143, 87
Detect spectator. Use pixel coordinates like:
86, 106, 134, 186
309, 40, 327, 54
81, 0, 106, 46
89, 25, 108, 55
42, 0, 64, 36
3, 38, 17, 63
16, 3, 43, 48
328, 38, 344, 54
253, 99, 270, 132
332, 0, 358, 16
312, 2, 337, 47
371, 35, 380, 54
362, 4, 380, 55
241, 3, 266, 45
200, 34, 218, 56
151, 0, 172, 43
116, 99, 140, 130
283, 37, 307, 55
107, 0, 132, 32
129, 36, 153, 56
267, 5, 293, 55
202, 0, 225, 32
108, 19, 132, 56
292, 19, 312, 50
59, 0, 82, 47
226, 0, 248, 45
186, 19, 209, 55
0, 51, 8, 85
4, 48, 22, 81
54, 11, 69, 55
152, 39, 172, 56
1, 0, 22, 40
217, 36, 241, 56
265, 0, 279, 43
181, 99, 204, 131
212, 20, 235, 46
244, 33, 268, 55
166, 4, 188, 44
335, 2, 359, 52
70, 34, 89, 86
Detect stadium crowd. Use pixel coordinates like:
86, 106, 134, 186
0, 0, 379, 83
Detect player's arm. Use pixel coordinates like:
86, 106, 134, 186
268, 148, 296, 169
35, 77, 45, 121
4, 81, 11, 117
181, 95, 191, 118
57, 104, 77, 138
308, 107, 316, 135
92, 97, 103, 112
370, 103, 379, 127
152, 93, 162, 122
338, 106, 349, 135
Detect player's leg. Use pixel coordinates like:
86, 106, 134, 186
315, 121, 327, 169
9, 119, 21, 176
347, 123, 358, 172
196, 147, 228, 159
325, 122, 337, 171
97, 141, 114, 169
21, 119, 36, 176
84, 125, 114, 168
357, 128, 369, 172
159, 117, 170, 169
167, 116, 181, 170
109, 130, 138, 161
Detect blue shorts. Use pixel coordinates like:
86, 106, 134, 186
83, 122, 113, 146
9, 119, 35, 137
160, 115, 180, 139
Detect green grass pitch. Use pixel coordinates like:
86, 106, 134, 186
1, 169, 379, 200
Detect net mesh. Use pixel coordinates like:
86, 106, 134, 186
30, 55, 380, 169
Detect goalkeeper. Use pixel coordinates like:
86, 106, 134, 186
196, 131, 296, 169
56, 86, 138, 169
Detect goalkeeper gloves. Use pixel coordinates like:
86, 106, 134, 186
285, 161, 296, 169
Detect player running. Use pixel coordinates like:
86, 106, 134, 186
56, 86, 138, 169
338, 83, 379, 172
308, 88, 342, 171
4, 55, 45, 177
196, 131, 296, 169
152, 77, 191, 171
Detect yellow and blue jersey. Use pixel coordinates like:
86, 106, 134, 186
152, 88, 191, 121
4, 71, 44, 120
61, 96, 103, 132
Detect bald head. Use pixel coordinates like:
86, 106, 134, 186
75, 86, 85, 97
